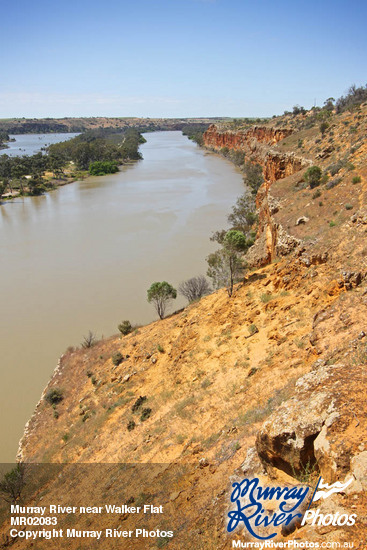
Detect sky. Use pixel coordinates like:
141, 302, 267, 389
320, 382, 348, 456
1, 0, 366, 118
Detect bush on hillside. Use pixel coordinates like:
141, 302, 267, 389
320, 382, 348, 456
304, 166, 322, 189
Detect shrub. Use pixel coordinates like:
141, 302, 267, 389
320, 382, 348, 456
229, 150, 245, 166
118, 320, 132, 335
112, 352, 123, 366
345, 204, 353, 210
260, 293, 273, 303
89, 160, 119, 176
0, 464, 27, 504
352, 176, 361, 184
328, 160, 343, 176
243, 162, 264, 195
127, 420, 136, 431
312, 189, 321, 199
140, 408, 152, 421
157, 344, 164, 353
81, 330, 97, 348
178, 275, 211, 303
248, 324, 258, 335
320, 122, 329, 135
304, 166, 322, 189
132, 396, 147, 413
336, 84, 367, 113
292, 105, 306, 116
329, 221, 336, 227
326, 177, 342, 190
45, 387, 63, 405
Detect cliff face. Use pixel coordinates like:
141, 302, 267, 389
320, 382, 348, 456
3, 106, 367, 549
203, 124, 311, 266
203, 124, 292, 149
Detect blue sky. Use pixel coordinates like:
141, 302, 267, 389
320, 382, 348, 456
1, 0, 366, 117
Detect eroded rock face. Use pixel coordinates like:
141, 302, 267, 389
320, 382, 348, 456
263, 150, 310, 183
256, 389, 335, 477
203, 124, 309, 184
256, 362, 359, 480
203, 124, 292, 150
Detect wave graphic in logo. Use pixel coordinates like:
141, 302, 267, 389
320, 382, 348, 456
312, 476, 353, 502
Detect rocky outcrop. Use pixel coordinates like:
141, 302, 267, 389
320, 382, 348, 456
263, 150, 309, 183
255, 360, 366, 483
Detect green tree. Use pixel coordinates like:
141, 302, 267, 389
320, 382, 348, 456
243, 163, 264, 195
28, 175, 46, 196
319, 122, 329, 136
147, 282, 177, 319
207, 230, 250, 297
48, 153, 65, 177
227, 193, 257, 235
323, 97, 335, 112
0, 464, 27, 504
304, 166, 322, 189
89, 160, 119, 176
0, 181, 6, 199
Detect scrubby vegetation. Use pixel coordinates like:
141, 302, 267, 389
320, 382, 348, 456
0, 463, 27, 504
112, 352, 123, 366
118, 320, 133, 335
304, 166, 322, 188
45, 388, 64, 405
81, 330, 97, 348
335, 84, 367, 113
178, 276, 211, 303
89, 160, 119, 176
181, 123, 210, 146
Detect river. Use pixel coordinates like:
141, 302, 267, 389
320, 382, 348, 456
2, 133, 79, 157
0, 131, 244, 462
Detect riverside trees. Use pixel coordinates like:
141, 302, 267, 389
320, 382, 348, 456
0, 127, 144, 197
206, 189, 257, 297
207, 230, 251, 297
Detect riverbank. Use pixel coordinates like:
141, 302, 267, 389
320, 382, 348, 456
0, 160, 140, 203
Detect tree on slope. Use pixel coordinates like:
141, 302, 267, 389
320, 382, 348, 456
147, 281, 177, 319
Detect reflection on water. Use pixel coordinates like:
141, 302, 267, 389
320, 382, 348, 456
0, 131, 244, 461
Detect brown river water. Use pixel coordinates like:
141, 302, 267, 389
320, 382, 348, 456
0, 131, 244, 462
